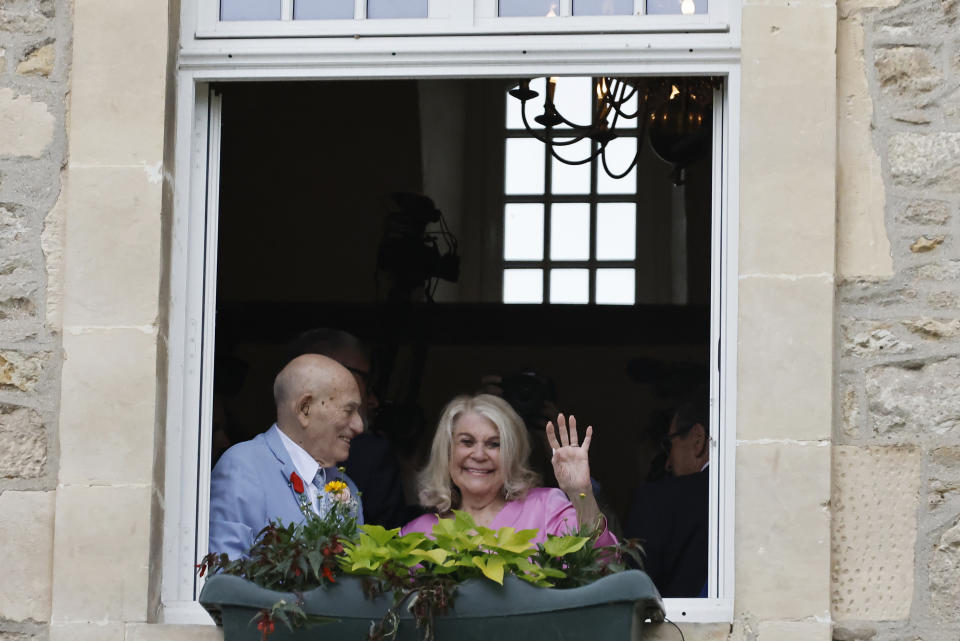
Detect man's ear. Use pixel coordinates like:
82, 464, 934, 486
692, 423, 709, 456
295, 393, 313, 427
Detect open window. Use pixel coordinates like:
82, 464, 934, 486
162, 73, 734, 623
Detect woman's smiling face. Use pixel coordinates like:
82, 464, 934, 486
448, 411, 504, 503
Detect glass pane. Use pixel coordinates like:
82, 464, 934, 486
551, 204, 590, 260
368, 0, 428, 18
552, 138, 591, 194
550, 269, 589, 304
221, 0, 281, 20
647, 0, 707, 14
596, 203, 636, 260
597, 136, 637, 194
294, 0, 353, 19
596, 269, 635, 305
504, 269, 544, 304
507, 78, 546, 130
499, 0, 559, 16
553, 76, 592, 129
505, 138, 545, 195
604, 88, 639, 130
573, 0, 633, 14
504, 204, 545, 260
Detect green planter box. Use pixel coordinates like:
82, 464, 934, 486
200, 571, 664, 641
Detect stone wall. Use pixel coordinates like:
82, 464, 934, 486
0, 0, 69, 639
834, 0, 960, 638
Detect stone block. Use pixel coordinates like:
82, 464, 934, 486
913, 259, 960, 281
874, 46, 942, 97
736, 443, 831, 619
929, 446, 960, 509
0, 0, 53, 33
929, 517, 960, 622
832, 445, 921, 621
0, 296, 35, 321
41, 180, 65, 331
125, 624, 223, 641
837, 14, 893, 280
833, 625, 878, 641
49, 622, 124, 641
901, 318, 960, 339
0, 633, 38, 641
17, 43, 54, 77
840, 380, 860, 438
0, 490, 55, 621
841, 319, 913, 358
70, 0, 168, 165
897, 199, 951, 226
740, 4, 836, 276
62, 167, 161, 327
0, 350, 46, 392
50, 485, 152, 622
0, 88, 54, 159
739, 277, 832, 440
889, 133, 960, 193
0, 404, 46, 478
928, 291, 960, 310
910, 236, 944, 253
757, 621, 832, 641
643, 623, 730, 641
866, 358, 960, 439
58, 329, 158, 485
0, 47, 5, 72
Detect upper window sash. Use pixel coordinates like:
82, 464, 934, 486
194, 0, 730, 39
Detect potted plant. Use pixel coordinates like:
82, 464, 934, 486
198, 478, 664, 641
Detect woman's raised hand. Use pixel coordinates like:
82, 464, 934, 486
545, 414, 593, 496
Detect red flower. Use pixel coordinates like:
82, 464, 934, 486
290, 472, 304, 494
322, 565, 336, 583
256, 616, 275, 641
195, 562, 206, 577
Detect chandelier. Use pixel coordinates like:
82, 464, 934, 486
508, 76, 720, 182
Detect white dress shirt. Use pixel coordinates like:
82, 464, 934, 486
275, 425, 322, 515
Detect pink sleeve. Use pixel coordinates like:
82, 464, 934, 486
401, 513, 439, 537
540, 488, 618, 548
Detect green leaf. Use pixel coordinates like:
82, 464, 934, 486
410, 548, 452, 566
360, 524, 401, 546
472, 556, 505, 584
490, 527, 537, 554
541, 535, 589, 557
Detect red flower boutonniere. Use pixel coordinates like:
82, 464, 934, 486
290, 471, 305, 494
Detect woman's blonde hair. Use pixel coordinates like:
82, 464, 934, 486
417, 394, 541, 513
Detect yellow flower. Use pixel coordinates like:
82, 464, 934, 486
324, 480, 348, 495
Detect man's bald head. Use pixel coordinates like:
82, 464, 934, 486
273, 354, 364, 466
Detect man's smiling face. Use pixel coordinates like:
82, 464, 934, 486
301, 373, 363, 466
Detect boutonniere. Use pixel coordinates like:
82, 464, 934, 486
290, 471, 305, 494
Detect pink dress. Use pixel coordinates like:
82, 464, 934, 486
402, 487, 617, 548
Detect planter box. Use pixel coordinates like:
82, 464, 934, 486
200, 571, 664, 641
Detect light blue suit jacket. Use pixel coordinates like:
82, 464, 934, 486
208, 425, 363, 559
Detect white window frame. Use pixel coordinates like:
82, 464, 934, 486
190, 0, 732, 40
163, 13, 740, 626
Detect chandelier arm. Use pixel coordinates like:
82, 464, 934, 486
598, 100, 653, 180
520, 100, 592, 147
549, 142, 600, 166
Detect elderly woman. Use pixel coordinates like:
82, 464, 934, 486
403, 394, 615, 546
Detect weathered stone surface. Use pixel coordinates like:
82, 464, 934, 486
644, 623, 732, 641
0, 404, 45, 478
0, 350, 45, 392
842, 320, 913, 357
0, 203, 26, 244
913, 260, 960, 281
902, 318, 960, 339
0, 89, 54, 158
929, 291, 960, 309
841, 382, 860, 438
833, 626, 878, 641
16, 42, 54, 77
0, 490, 55, 621
833, 445, 922, 621
875, 46, 942, 96
0, 296, 35, 320
41, 181, 64, 331
125, 624, 223, 641
838, 13, 893, 279
840, 280, 918, 306
757, 621, 831, 641
0, 0, 53, 32
899, 200, 951, 225
910, 235, 944, 252
889, 133, 960, 192
929, 447, 960, 509
866, 358, 960, 438
0, 632, 37, 641
929, 517, 960, 622
738, 444, 831, 619
49, 623, 123, 641
0, 47, 5, 73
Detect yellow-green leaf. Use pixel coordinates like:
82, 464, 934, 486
472, 556, 505, 584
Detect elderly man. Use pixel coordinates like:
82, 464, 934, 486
208, 354, 365, 559
625, 399, 709, 598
